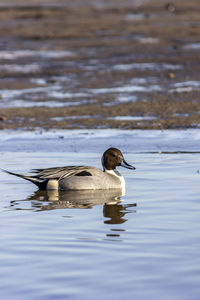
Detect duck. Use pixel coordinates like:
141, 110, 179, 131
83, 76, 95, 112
3, 147, 135, 191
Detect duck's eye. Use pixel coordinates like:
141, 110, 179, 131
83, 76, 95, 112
111, 152, 116, 157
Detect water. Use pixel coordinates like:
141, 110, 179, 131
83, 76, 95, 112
1, 130, 200, 300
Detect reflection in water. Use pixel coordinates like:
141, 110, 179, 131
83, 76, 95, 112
9, 189, 137, 226
9, 189, 124, 211
28, 189, 123, 210
103, 203, 136, 224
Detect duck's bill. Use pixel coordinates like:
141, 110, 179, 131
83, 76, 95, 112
121, 159, 136, 170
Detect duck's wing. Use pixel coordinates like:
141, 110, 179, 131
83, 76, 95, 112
32, 166, 98, 180
3, 166, 102, 189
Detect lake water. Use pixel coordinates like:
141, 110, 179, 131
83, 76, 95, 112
1, 129, 200, 300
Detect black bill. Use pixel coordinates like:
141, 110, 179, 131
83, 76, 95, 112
121, 159, 136, 170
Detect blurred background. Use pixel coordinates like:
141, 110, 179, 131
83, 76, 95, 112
0, 0, 200, 130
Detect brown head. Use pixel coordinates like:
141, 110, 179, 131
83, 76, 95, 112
101, 147, 135, 171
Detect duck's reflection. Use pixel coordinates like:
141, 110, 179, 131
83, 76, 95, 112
10, 189, 137, 225
28, 189, 123, 210
103, 202, 136, 224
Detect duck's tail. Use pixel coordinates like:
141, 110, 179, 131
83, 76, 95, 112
2, 169, 47, 189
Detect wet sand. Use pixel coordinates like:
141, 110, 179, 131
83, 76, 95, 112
0, 0, 200, 130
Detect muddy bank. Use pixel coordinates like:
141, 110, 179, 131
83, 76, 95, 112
0, 0, 200, 130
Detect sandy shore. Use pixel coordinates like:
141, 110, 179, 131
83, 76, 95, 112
0, 0, 200, 130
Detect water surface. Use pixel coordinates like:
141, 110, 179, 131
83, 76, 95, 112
0, 130, 200, 300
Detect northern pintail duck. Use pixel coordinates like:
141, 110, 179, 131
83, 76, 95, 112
4, 148, 135, 190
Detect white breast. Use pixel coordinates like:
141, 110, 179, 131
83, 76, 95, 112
105, 169, 126, 191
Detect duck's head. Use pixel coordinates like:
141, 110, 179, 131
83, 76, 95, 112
102, 147, 136, 171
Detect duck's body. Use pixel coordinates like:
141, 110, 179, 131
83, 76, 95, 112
54, 168, 125, 190
3, 148, 135, 191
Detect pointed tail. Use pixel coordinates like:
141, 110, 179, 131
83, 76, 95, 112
2, 169, 47, 189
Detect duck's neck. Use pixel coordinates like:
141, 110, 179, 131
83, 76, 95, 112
105, 168, 121, 176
